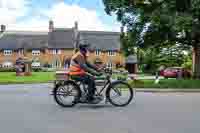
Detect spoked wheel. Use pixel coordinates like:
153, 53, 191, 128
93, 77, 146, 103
53, 81, 81, 107
106, 81, 134, 107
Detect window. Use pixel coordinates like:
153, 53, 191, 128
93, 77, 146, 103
2, 62, 13, 68
53, 60, 61, 68
32, 62, 41, 68
52, 49, 61, 55
106, 62, 113, 69
4, 50, 12, 56
95, 49, 101, 56
32, 50, 40, 56
18, 49, 24, 55
108, 50, 116, 56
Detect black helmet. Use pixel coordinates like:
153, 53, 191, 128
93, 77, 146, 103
79, 43, 90, 50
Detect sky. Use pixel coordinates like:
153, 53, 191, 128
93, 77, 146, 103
0, 0, 121, 31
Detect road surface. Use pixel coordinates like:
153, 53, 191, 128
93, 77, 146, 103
0, 83, 199, 133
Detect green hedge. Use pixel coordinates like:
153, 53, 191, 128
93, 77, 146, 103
32, 68, 42, 72
0, 68, 16, 72
130, 79, 200, 88
0, 67, 55, 72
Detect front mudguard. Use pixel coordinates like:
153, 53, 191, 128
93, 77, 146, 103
105, 80, 133, 97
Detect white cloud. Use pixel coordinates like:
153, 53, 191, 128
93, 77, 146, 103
0, 0, 28, 24
44, 2, 119, 31
8, 18, 49, 31
1, 1, 120, 32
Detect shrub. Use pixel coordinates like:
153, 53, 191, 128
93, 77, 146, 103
32, 67, 42, 72
43, 63, 51, 68
116, 62, 123, 69
0, 68, 16, 72
41, 67, 55, 72
182, 61, 192, 70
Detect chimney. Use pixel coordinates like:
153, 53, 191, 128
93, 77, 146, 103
120, 26, 125, 37
74, 21, 79, 49
74, 21, 78, 30
49, 20, 54, 32
120, 26, 124, 33
1, 25, 6, 32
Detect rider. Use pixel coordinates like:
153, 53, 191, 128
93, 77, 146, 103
68, 43, 103, 103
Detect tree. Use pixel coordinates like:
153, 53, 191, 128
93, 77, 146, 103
138, 44, 189, 73
103, 0, 200, 79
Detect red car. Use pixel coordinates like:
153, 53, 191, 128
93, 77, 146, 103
162, 67, 191, 79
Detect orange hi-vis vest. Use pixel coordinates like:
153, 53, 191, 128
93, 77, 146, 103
68, 51, 86, 76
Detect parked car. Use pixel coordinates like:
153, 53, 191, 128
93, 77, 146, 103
162, 67, 191, 79
159, 69, 165, 76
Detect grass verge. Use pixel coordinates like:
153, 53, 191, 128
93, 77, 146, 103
0, 72, 200, 89
0, 72, 54, 84
130, 79, 200, 89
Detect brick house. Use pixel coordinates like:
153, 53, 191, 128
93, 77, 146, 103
0, 21, 125, 69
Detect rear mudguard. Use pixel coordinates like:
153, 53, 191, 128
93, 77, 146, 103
52, 80, 82, 96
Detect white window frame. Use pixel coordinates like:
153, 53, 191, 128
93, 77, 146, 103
32, 50, 40, 56
108, 50, 116, 56
2, 62, 13, 68
52, 49, 61, 55
107, 62, 113, 69
4, 50, 12, 56
32, 62, 41, 68
95, 49, 101, 56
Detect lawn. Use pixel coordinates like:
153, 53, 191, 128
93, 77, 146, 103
0, 72, 55, 84
0, 72, 200, 89
0, 72, 124, 84
130, 79, 200, 89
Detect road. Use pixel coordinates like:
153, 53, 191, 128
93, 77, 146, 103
0, 84, 200, 133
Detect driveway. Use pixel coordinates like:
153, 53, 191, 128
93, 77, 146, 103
0, 84, 199, 133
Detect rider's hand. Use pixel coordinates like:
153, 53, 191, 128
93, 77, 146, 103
97, 65, 106, 72
96, 72, 103, 77
96, 67, 103, 72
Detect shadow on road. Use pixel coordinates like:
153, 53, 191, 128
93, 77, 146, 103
75, 104, 115, 109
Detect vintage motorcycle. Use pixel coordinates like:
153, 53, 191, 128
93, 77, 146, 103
52, 68, 135, 107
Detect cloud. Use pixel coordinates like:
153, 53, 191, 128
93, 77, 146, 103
1, 1, 120, 31
44, 2, 118, 31
8, 18, 49, 31
0, 0, 28, 24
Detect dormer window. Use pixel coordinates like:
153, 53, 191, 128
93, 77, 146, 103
4, 50, 12, 56
52, 49, 61, 55
32, 50, 40, 56
108, 50, 116, 56
18, 49, 24, 55
95, 49, 101, 56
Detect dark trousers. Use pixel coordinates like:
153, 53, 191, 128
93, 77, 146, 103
71, 75, 96, 100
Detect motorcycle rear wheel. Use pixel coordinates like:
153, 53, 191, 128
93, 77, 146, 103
53, 81, 81, 107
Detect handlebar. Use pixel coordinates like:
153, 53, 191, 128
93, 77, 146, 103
97, 65, 112, 74
99, 67, 112, 80
85, 65, 113, 80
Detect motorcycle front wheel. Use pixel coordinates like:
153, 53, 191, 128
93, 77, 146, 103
106, 81, 134, 107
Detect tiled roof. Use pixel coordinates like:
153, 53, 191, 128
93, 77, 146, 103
0, 31, 48, 50
48, 28, 75, 49
79, 30, 121, 51
0, 29, 121, 50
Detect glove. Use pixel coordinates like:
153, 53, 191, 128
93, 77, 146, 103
96, 72, 103, 77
